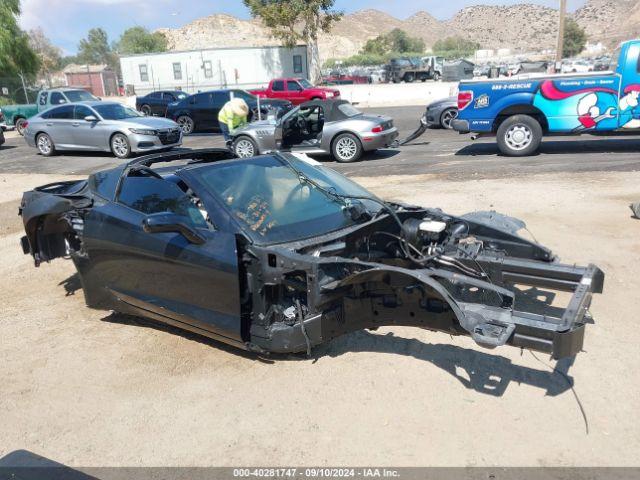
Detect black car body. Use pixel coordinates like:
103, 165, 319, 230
19, 149, 604, 359
0, 127, 5, 146
166, 89, 293, 135
135, 90, 190, 117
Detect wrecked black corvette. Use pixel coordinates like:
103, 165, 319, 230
19, 149, 604, 359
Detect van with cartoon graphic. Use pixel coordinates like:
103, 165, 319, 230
452, 40, 640, 156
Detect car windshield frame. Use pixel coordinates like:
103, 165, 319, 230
183, 154, 383, 245
93, 103, 144, 120
63, 90, 98, 102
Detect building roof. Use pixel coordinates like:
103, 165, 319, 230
63, 64, 111, 74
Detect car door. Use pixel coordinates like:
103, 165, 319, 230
81, 174, 243, 343
190, 93, 213, 130
210, 91, 229, 130
286, 80, 305, 104
44, 105, 75, 147
160, 92, 175, 116
71, 104, 106, 150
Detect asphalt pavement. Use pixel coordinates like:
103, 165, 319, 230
2, 105, 640, 180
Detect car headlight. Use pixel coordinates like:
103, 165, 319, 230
130, 128, 157, 135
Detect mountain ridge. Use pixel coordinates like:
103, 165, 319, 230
157, 0, 638, 61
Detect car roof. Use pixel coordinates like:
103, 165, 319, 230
298, 98, 354, 122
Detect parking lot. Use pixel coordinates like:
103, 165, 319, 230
1, 105, 640, 467
4, 106, 640, 179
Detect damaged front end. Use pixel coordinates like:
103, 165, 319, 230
242, 209, 603, 359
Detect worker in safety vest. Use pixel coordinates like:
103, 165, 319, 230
218, 97, 249, 143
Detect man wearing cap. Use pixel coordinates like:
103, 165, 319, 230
218, 97, 249, 144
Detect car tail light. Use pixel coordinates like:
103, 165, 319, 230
371, 125, 384, 133
22, 121, 28, 130
458, 91, 473, 110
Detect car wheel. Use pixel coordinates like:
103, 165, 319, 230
433, 72, 441, 81
140, 104, 152, 116
440, 108, 458, 129
110, 133, 132, 159
404, 73, 415, 83
177, 115, 195, 135
15, 118, 27, 136
496, 115, 542, 157
36, 133, 55, 157
233, 136, 259, 158
332, 133, 363, 163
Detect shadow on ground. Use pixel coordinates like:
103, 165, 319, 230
455, 137, 640, 157
59, 273, 576, 398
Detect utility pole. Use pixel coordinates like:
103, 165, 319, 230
555, 0, 567, 66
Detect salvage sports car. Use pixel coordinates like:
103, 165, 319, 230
231, 99, 399, 163
20, 149, 603, 358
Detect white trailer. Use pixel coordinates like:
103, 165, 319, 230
120, 45, 309, 95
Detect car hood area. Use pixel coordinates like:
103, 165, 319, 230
117, 116, 180, 129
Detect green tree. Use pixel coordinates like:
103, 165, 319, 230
78, 28, 118, 70
563, 18, 587, 58
243, 0, 343, 82
0, 0, 40, 77
28, 28, 62, 87
362, 29, 425, 56
385, 28, 425, 54
115, 27, 167, 55
432, 36, 480, 59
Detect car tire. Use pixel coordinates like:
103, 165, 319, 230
404, 73, 415, 83
177, 115, 195, 135
233, 136, 259, 158
440, 108, 458, 129
15, 118, 27, 136
140, 104, 152, 116
110, 133, 132, 159
332, 133, 363, 163
496, 115, 542, 157
433, 72, 441, 81
36, 133, 55, 157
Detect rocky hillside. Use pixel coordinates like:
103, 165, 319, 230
575, 0, 640, 47
157, 0, 640, 61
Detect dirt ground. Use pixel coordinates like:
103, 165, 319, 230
1, 170, 639, 467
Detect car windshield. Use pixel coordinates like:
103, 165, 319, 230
175, 92, 188, 100
94, 104, 143, 120
64, 90, 98, 102
298, 79, 313, 89
193, 155, 382, 244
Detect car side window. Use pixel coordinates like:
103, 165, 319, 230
272, 80, 285, 92
48, 105, 74, 120
212, 92, 229, 107
50, 92, 66, 105
118, 176, 208, 228
148, 92, 161, 99
163, 93, 175, 101
287, 81, 302, 91
74, 105, 94, 120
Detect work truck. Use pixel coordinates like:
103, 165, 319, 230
0, 88, 98, 136
250, 78, 340, 106
453, 40, 640, 156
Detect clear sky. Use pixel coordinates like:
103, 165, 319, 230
19, 0, 587, 54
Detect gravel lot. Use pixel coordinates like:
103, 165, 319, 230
1, 107, 640, 467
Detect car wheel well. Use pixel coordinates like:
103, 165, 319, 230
35, 131, 51, 141
493, 105, 548, 132
330, 131, 362, 148
109, 131, 128, 143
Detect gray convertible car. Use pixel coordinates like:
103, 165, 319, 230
24, 101, 182, 159
231, 99, 398, 163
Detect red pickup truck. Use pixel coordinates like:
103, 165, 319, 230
249, 78, 340, 105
